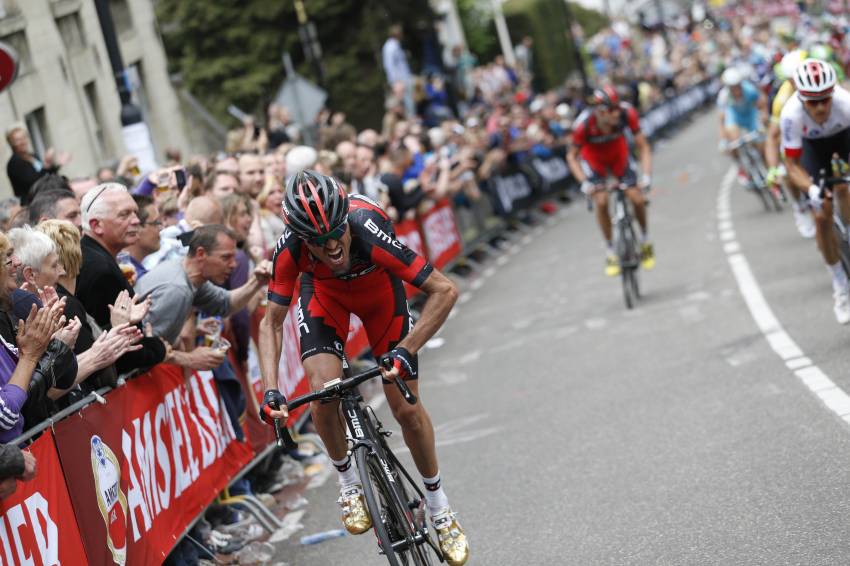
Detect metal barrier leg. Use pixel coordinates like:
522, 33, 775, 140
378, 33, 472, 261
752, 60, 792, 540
219, 494, 285, 533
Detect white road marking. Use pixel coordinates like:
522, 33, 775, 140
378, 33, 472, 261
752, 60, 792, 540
718, 166, 850, 426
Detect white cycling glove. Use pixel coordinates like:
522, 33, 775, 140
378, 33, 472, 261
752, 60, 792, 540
808, 184, 822, 205
639, 174, 651, 190
580, 180, 596, 196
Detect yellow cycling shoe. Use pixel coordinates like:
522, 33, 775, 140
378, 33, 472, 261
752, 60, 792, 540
338, 485, 372, 534
432, 508, 469, 566
640, 243, 656, 270
605, 254, 621, 277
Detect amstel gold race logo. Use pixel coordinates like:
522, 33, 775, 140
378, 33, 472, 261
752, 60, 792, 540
91, 435, 128, 565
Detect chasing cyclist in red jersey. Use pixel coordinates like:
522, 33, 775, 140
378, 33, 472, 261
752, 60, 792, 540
258, 170, 468, 565
566, 85, 655, 276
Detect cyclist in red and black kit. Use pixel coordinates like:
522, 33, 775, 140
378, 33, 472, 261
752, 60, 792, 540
566, 85, 654, 276
257, 170, 469, 565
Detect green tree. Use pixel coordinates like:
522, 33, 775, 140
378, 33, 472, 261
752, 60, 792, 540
504, 0, 607, 91
456, 0, 499, 61
156, 0, 436, 131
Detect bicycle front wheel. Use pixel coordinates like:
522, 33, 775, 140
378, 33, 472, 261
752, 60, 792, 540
356, 445, 433, 566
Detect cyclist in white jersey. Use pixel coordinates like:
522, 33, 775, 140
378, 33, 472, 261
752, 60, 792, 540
780, 59, 850, 323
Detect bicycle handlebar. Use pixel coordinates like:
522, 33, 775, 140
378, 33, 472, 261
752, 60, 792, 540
271, 362, 418, 449
726, 131, 763, 151
817, 155, 850, 198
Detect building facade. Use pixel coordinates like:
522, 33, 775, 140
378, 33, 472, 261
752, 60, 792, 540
0, 0, 209, 198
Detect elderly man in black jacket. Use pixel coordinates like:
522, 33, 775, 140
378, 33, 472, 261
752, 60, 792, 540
76, 183, 166, 374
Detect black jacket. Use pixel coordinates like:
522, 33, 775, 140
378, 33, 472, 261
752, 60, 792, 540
6, 154, 56, 204
76, 236, 166, 374
55, 284, 117, 398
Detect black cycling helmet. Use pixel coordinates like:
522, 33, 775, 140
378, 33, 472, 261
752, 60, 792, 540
589, 84, 620, 108
282, 170, 349, 239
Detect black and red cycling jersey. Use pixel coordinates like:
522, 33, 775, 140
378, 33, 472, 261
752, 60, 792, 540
268, 194, 433, 368
571, 103, 641, 180
268, 194, 433, 306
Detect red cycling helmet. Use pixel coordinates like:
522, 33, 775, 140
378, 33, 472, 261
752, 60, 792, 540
590, 85, 620, 108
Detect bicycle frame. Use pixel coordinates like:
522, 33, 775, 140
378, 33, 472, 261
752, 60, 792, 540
277, 366, 434, 559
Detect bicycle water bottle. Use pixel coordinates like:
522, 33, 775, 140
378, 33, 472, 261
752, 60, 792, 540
299, 529, 347, 545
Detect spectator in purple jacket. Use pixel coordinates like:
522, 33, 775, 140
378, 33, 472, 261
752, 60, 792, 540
0, 232, 66, 442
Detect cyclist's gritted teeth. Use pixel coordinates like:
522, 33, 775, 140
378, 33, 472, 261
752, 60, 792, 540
309, 235, 351, 274
327, 246, 344, 264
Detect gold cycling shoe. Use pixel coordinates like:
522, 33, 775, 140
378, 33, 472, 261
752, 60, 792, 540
605, 254, 621, 277
338, 485, 372, 535
432, 508, 469, 566
640, 243, 656, 270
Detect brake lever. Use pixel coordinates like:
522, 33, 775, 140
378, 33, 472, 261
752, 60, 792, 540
380, 358, 418, 405
267, 400, 299, 451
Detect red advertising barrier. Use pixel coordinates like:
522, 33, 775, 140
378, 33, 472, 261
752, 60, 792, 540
0, 433, 87, 565
53, 364, 254, 566
419, 199, 463, 269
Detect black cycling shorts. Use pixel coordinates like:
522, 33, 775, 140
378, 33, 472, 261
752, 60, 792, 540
801, 127, 850, 181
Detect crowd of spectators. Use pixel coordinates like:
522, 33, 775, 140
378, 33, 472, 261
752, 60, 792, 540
0, 5, 790, 561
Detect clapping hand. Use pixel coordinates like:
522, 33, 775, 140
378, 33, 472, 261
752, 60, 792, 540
53, 316, 82, 349
87, 323, 143, 370
17, 302, 66, 362
109, 290, 151, 327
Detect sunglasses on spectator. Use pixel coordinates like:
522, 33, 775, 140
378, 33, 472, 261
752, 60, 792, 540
305, 220, 348, 246
141, 219, 163, 228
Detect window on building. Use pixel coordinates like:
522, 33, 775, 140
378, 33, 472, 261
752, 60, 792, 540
24, 108, 49, 158
83, 82, 106, 159
56, 12, 85, 53
0, 1, 22, 20
0, 31, 31, 76
109, 0, 133, 36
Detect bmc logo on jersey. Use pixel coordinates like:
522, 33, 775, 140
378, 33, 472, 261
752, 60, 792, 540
364, 218, 403, 250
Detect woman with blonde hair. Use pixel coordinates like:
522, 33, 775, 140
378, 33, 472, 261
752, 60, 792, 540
255, 175, 287, 256
36, 220, 142, 395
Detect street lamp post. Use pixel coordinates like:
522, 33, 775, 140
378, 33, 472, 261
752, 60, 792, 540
561, 0, 590, 95
491, 0, 516, 66
294, 0, 326, 88
93, 0, 157, 172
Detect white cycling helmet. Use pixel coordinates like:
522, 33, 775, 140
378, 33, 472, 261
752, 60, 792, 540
721, 67, 743, 87
779, 49, 807, 82
794, 58, 837, 100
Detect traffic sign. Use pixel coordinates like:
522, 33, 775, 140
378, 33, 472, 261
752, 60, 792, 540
0, 42, 19, 93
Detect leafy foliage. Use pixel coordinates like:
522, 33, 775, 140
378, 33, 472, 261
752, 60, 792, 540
504, 0, 607, 90
456, 0, 499, 61
156, 0, 436, 130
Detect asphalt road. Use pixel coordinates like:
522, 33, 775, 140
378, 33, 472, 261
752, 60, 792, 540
273, 111, 850, 566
